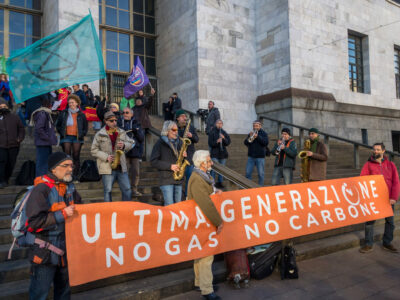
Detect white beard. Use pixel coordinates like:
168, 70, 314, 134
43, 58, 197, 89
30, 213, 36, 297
63, 174, 73, 183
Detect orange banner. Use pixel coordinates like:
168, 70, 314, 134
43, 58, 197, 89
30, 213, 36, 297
66, 175, 392, 286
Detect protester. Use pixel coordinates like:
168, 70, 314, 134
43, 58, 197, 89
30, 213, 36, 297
205, 101, 220, 135
150, 120, 184, 205
110, 103, 121, 119
120, 96, 135, 112
171, 92, 182, 118
244, 120, 269, 186
0, 74, 13, 109
176, 110, 199, 195
359, 143, 400, 253
188, 150, 223, 300
91, 111, 133, 202
72, 84, 87, 109
25, 93, 51, 123
82, 84, 94, 107
26, 152, 81, 300
92, 95, 102, 130
118, 107, 144, 197
31, 97, 58, 177
208, 119, 231, 188
133, 88, 155, 130
55, 95, 88, 180
163, 96, 174, 121
305, 128, 328, 181
96, 96, 108, 124
0, 98, 25, 188
271, 128, 297, 185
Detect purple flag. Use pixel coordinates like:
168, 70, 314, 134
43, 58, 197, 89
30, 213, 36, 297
123, 56, 149, 98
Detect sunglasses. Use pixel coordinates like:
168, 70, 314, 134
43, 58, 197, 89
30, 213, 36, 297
123, 111, 130, 114
170, 128, 178, 132
107, 119, 117, 123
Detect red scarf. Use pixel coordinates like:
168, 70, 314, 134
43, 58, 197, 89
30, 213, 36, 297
106, 126, 119, 150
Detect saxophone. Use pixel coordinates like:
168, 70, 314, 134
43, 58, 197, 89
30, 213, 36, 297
298, 139, 311, 182
111, 134, 124, 170
173, 119, 192, 180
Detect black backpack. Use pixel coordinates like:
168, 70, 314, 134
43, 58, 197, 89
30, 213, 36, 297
248, 242, 281, 280
280, 244, 299, 279
15, 160, 36, 185
78, 160, 101, 182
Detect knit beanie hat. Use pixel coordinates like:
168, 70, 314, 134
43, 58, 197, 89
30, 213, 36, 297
48, 152, 72, 171
309, 128, 319, 134
175, 110, 186, 118
281, 127, 291, 135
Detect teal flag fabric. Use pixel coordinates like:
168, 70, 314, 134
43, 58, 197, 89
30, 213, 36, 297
6, 14, 105, 103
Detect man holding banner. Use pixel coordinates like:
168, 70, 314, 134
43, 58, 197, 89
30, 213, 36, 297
359, 142, 400, 253
188, 150, 223, 300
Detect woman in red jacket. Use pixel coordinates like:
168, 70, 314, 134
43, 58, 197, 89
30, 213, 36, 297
359, 142, 399, 254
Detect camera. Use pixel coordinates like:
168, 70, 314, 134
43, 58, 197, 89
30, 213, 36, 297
197, 108, 209, 120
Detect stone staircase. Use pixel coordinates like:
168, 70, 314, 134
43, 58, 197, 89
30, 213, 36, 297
0, 118, 399, 299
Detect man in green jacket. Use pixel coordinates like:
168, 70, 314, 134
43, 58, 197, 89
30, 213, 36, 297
271, 128, 297, 185
187, 150, 223, 300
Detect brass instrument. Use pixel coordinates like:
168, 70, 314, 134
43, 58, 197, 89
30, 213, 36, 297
275, 138, 285, 155
298, 139, 311, 182
111, 134, 124, 170
173, 119, 192, 180
247, 129, 258, 143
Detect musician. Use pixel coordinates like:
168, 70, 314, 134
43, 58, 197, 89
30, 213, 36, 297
176, 110, 199, 196
271, 128, 297, 185
91, 111, 133, 202
208, 119, 231, 189
244, 120, 269, 186
150, 121, 184, 205
305, 128, 328, 181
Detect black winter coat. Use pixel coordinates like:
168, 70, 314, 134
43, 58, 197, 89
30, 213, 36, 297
0, 111, 25, 148
133, 96, 153, 129
55, 109, 88, 141
150, 137, 183, 186
208, 127, 231, 159
118, 118, 145, 158
244, 129, 269, 158
177, 124, 198, 164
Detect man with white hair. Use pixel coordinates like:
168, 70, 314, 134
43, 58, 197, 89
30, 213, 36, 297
187, 150, 223, 300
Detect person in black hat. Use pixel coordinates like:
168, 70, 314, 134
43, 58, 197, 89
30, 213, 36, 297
176, 109, 199, 196
304, 127, 328, 181
25, 151, 81, 300
271, 128, 297, 185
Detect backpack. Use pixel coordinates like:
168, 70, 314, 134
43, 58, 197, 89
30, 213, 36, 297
15, 160, 36, 185
280, 244, 299, 279
78, 160, 101, 182
8, 186, 65, 260
247, 242, 282, 280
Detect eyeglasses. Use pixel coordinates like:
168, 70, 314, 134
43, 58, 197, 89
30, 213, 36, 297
170, 128, 178, 132
107, 119, 117, 123
59, 164, 74, 169
123, 112, 130, 114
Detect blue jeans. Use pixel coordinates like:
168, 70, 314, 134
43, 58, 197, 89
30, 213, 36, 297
245, 157, 265, 186
161, 184, 182, 205
29, 264, 70, 300
92, 121, 102, 130
184, 165, 194, 196
365, 205, 395, 246
102, 171, 132, 202
211, 158, 227, 183
271, 166, 293, 185
36, 146, 52, 177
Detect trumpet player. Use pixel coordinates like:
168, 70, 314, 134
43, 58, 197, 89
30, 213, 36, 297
271, 128, 297, 185
244, 120, 269, 186
91, 111, 134, 202
305, 128, 328, 181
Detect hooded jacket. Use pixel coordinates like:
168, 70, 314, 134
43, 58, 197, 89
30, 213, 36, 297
31, 108, 58, 146
360, 156, 400, 201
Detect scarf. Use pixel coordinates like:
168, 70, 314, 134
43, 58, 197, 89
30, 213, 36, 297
106, 125, 118, 150
162, 136, 179, 157
311, 136, 319, 153
34, 174, 67, 198
193, 167, 215, 186
67, 108, 79, 126
29, 107, 52, 126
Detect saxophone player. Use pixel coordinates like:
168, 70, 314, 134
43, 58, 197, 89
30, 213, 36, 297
244, 120, 269, 186
150, 121, 186, 205
304, 128, 328, 181
271, 128, 297, 185
91, 111, 134, 202
176, 110, 199, 196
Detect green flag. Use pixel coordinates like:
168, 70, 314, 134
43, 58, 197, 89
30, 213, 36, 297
0, 56, 7, 74
6, 13, 105, 103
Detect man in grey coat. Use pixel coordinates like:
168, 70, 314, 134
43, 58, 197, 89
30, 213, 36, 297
205, 101, 220, 135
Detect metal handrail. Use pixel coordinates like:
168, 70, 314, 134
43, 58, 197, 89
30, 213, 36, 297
259, 114, 400, 167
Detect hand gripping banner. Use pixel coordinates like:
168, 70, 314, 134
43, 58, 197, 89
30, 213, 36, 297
65, 175, 393, 286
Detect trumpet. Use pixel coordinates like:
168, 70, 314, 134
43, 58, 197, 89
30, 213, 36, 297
247, 130, 258, 143
275, 138, 285, 155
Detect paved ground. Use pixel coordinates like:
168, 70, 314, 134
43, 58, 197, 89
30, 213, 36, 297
166, 241, 400, 300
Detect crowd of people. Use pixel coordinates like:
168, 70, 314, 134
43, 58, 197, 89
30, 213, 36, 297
1, 74, 399, 300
